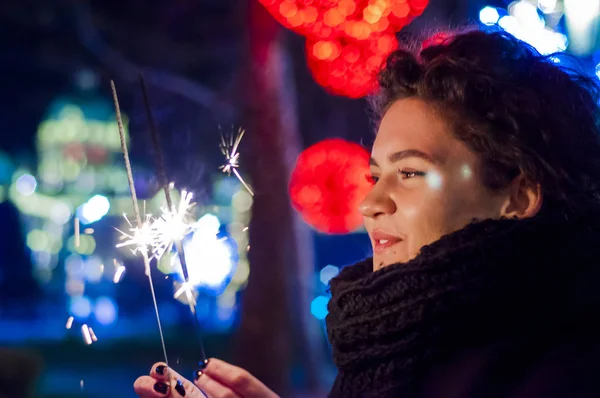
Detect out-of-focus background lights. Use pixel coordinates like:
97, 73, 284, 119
77, 194, 110, 224
173, 214, 237, 295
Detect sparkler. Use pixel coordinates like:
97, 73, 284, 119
110, 80, 170, 367
151, 190, 196, 261
219, 127, 254, 196
139, 74, 207, 363
115, 213, 156, 261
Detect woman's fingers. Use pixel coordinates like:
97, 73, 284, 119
134, 375, 171, 397
146, 363, 207, 398
200, 358, 279, 398
150, 362, 170, 382
194, 372, 241, 398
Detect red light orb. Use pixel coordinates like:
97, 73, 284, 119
258, 0, 429, 41
289, 138, 372, 234
306, 33, 397, 98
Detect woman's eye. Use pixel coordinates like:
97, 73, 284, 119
365, 174, 379, 185
399, 170, 425, 179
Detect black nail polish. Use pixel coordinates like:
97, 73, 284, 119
193, 369, 203, 381
175, 380, 186, 396
155, 365, 166, 375
154, 382, 169, 394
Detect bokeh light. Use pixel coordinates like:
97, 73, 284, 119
319, 265, 340, 285
479, 6, 500, 26
94, 297, 118, 325
70, 296, 92, 319
78, 194, 110, 224
16, 173, 37, 196
310, 295, 330, 320
173, 214, 237, 295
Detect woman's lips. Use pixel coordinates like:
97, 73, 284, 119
371, 231, 403, 254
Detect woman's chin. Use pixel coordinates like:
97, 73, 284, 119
373, 254, 405, 271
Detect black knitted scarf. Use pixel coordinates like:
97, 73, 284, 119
326, 210, 600, 397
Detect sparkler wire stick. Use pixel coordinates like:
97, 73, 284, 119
110, 80, 169, 367
139, 74, 207, 363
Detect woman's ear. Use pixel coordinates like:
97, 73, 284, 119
500, 174, 543, 219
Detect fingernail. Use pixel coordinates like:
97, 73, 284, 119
175, 380, 186, 396
155, 365, 166, 375
154, 382, 169, 394
193, 369, 203, 381
198, 358, 209, 370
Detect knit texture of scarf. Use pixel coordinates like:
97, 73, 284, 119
326, 210, 600, 397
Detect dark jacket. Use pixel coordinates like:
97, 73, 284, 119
326, 210, 600, 397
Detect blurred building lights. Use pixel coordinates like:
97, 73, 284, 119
50, 202, 72, 225
68, 234, 96, 255
26, 229, 50, 252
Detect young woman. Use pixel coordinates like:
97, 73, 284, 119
134, 30, 600, 397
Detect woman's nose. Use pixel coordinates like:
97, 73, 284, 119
359, 184, 396, 218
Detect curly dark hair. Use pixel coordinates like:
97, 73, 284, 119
372, 30, 600, 215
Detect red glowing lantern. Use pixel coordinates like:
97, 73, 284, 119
306, 33, 397, 98
289, 138, 372, 234
258, 0, 429, 41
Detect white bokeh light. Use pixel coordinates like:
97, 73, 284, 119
173, 214, 236, 293
16, 174, 37, 196
479, 6, 500, 25
78, 195, 110, 224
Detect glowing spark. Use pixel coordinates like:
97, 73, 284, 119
152, 190, 196, 260
242, 226, 249, 232
89, 327, 98, 342
116, 213, 156, 257
80, 380, 84, 390
74, 217, 80, 248
174, 281, 197, 310
219, 127, 254, 196
66, 316, 74, 329
81, 324, 93, 345
113, 264, 126, 283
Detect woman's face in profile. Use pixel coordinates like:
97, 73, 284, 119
361, 98, 509, 270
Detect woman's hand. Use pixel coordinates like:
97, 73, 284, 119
134, 358, 280, 398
